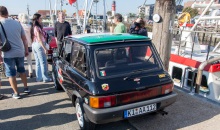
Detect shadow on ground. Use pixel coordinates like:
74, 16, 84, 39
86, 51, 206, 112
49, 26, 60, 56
129, 89, 220, 130
0, 74, 136, 130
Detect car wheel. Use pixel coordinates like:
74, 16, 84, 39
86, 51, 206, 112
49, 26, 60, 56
75, 98, 96, 130
52, 65, 62, 90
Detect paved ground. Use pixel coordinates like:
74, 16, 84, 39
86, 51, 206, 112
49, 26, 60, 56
0, 64, 220, 130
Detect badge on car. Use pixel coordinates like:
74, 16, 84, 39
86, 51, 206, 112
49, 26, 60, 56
158, 74, 166, 78
102, 83, 109, 91
100, 70, 106, 76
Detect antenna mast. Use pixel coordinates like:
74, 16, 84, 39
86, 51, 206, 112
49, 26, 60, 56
27, 4, 30, 15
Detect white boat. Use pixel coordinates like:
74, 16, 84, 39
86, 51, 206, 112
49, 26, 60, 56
168, 0, 220, 102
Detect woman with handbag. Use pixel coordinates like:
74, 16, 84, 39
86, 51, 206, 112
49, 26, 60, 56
18, 13, 33, 78
31, 13, 52, 82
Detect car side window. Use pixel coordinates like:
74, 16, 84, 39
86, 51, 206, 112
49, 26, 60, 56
60, 40, 72, 63
71, 42, 87, 75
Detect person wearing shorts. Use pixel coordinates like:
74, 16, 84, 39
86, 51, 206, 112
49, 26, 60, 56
0, 6, 30, 99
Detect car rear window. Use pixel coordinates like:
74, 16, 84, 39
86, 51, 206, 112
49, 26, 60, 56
95, 45, 162, 78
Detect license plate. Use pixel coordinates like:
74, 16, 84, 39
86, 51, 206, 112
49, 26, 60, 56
124, 103, 157, 118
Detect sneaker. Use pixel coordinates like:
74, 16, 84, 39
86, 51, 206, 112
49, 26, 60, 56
43, 78, 52, 83
36, 79, 43, 82
24, 88, 31, 93
12, 93, 21, 99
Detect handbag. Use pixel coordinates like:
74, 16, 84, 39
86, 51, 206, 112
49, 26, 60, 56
28, 47, 32, 52
0, 22, 11, 52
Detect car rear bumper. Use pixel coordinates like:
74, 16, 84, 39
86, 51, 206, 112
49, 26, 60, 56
83, 92, 177, 124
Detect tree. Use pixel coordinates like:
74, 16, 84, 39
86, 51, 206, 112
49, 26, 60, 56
127, 13, 136, 18
182, 7, 199, 18
107, 11, 112, 16
139, 13, 145, 19
152, 0, 176, 70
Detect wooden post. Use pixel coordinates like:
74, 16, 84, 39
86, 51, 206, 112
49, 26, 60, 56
152, 0, 176, 70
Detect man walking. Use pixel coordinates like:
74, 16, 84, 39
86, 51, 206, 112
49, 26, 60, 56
114, 13, 126, 33
0, 6, 30, 99
55, 11, 72, 51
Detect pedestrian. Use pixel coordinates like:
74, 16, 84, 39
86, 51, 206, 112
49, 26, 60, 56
54, 11, 72, 51
113, 13, 126, 33
0, 6, 30, 99
0, 62, 3, 100
18, 13, 33, 78
31, 13, 52, 83
129, 18, 148, 36
0, 24, 3, 100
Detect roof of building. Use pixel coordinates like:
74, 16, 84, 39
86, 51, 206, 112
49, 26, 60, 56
69, 33, 150, 45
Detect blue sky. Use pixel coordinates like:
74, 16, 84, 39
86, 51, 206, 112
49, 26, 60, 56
0, 0, 188, 16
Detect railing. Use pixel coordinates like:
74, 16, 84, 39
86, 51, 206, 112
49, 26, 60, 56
172, 28, 220, 60
195, 56, 220, 93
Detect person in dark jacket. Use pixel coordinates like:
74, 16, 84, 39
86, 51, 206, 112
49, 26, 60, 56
129, 18, 148, 36
55, 11, 72, 51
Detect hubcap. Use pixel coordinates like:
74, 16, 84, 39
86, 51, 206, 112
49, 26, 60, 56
76, 103, 84, 128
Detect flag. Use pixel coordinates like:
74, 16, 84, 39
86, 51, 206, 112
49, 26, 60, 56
100, 71, 106, 76
68, 0, 76, 5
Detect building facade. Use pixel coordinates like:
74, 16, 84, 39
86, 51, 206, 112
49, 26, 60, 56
184, 0, 220, 14
37, 10, 62, 19
138, 4, 154, 20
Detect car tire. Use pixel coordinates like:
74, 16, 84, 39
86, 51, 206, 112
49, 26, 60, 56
75, 98, 96, 130
52, 65, 63, 90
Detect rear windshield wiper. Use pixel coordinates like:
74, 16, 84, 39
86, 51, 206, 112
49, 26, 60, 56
123, 69, 145, 81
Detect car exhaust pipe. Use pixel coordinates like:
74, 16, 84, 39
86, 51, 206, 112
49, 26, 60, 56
157, 110, 168, 116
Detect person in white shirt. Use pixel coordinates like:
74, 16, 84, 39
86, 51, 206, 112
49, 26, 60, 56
18, 13, 33, 78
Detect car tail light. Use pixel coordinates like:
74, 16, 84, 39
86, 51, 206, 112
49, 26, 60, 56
161, 83, 174, 94
89, 96, 116, 108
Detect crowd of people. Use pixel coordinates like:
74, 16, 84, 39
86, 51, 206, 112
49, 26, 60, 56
0, 6, 148, 100
0, 6, 72, 99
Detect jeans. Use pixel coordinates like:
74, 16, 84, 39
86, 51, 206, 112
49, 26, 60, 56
3, 57, 25, 77
32, 42, 50, 81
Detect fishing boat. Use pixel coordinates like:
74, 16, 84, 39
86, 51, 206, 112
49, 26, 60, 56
168, 0, 220, 102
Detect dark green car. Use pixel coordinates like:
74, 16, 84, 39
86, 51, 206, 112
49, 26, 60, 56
52, 33, 177, 130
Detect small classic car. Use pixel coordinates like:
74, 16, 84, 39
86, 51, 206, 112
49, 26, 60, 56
52, 33, 177, 130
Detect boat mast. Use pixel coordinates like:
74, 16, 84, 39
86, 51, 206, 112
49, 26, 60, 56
55, 0, 58, 15
87, 0, 94, 25
49, 0, 52, 17
75, 0, 80, 26
27, 4, 30, 15
83, 0, 88, 33
190, 0, 215, 31
182, 0, 215, 41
